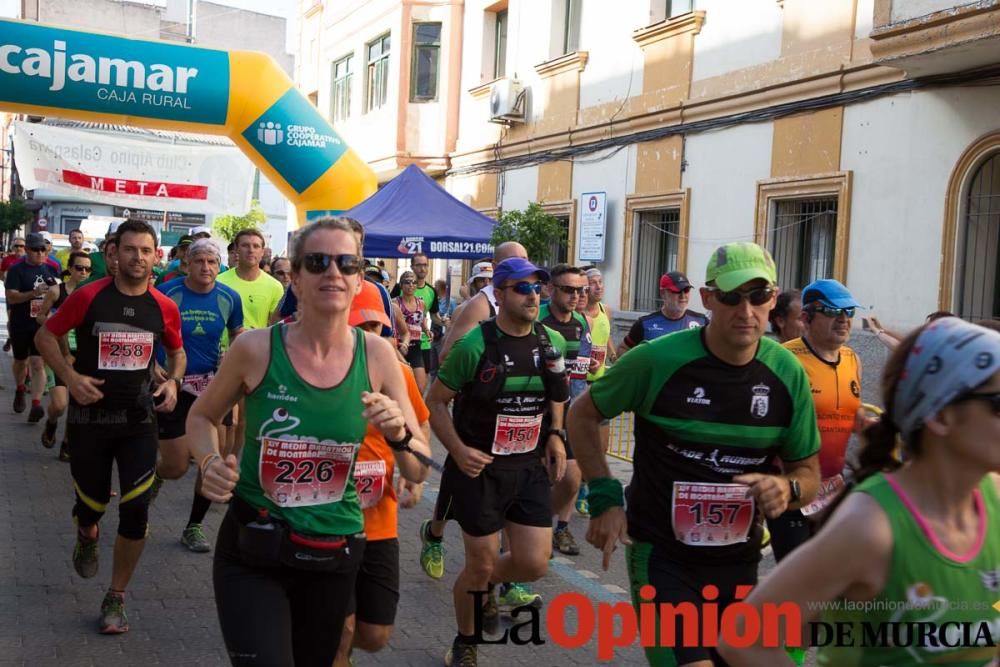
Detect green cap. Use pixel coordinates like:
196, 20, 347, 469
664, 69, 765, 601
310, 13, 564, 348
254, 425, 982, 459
705, 242, 777, 291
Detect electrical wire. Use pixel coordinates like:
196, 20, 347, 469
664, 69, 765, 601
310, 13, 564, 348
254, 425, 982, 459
450, 66, 1000, 177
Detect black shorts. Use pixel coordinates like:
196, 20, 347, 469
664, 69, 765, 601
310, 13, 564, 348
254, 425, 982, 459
158, 391, 233, 440
626, 541, 757, 666
404, 342, 424, 369
433, 468, 455, 522
345, 538, 400, 626
421, 347, 432, 373
10, 331, 39, 360
441, 458, 552, 537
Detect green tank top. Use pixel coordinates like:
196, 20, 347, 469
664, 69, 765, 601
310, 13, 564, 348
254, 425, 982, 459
587, 303, 611, 381
235, 324, 369, 536
818, 473, 1000, 666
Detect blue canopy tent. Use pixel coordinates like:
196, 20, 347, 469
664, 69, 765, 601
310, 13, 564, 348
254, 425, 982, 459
339, 164, 497, 260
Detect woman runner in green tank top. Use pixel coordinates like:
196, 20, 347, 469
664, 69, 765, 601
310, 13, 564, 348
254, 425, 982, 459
187, 217, 431, 667
719, 318, 1000, 667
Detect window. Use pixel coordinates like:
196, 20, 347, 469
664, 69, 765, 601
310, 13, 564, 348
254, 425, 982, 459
541, 216, 571, 268
667, 0, 693, 18
631, 209, 680, 312
366, 33, 391, 112
331, 54, 353, 122
768, 198, 838, 290
754, 173, 852, 289
411, 23, 441, 102
957, 152, 1000, 319
561, 0, 582, 55
494, 10, 508, 79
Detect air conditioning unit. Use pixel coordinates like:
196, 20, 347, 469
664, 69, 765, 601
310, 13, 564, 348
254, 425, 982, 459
489, 79, 526, 124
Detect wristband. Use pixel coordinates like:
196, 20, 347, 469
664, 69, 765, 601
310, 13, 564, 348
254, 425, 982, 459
587, 477, 625, 518
200, 453, 222, 477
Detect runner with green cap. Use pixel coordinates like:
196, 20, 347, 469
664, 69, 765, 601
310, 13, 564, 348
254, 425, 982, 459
568, 241, 822, 667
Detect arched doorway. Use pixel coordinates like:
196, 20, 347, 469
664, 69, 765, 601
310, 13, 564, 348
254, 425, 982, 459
956, 151, 1000, 319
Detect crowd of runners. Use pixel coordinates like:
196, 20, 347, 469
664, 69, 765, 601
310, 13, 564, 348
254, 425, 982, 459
3, 217, 998, 667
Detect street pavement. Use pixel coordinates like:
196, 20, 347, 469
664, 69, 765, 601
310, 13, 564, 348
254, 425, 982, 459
0, 309, 890, 665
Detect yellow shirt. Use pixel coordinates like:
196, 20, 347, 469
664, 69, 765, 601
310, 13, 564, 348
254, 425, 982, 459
216, 268, 284, 330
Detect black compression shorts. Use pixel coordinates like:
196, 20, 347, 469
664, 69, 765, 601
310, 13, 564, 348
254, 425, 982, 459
345, 538, 400, 626
441, 458, 552, 537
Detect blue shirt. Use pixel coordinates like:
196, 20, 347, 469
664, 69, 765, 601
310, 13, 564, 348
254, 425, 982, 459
623, 309, 708, 348
278, 279, 396, 337
157, 278, 243, 375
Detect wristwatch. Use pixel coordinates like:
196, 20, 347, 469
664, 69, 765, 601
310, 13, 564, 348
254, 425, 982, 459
547, 428, 567, 442
788, 477, 801, 502
386, 427, 414, 452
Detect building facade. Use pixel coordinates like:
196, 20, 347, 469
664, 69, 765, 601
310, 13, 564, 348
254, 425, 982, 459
297, 0, 1000, 327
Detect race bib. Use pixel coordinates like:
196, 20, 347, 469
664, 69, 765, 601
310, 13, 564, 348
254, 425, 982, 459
181, 372, 214, 396
592, 345, 607, 368
569, 355, 591, 380
408, 324, 422, 341
492, 413, 543, 455
97, 331, 154, 371
671, 482, 756, 547
259, 437, 359, 508
29, 298, 44, 319
353, 459, 387, 510
800, 474, 846, 517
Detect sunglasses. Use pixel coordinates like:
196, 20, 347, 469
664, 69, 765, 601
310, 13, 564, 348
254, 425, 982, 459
273, 270, 289, 277
72, 265, 92, 272
556, 285, 589, 295
956, 392, 1000, 415
13, 244, 24, 249
400, 279, 416, 286
710, 286, 775, 307
809, 305, 856, 318
505, 281, 543, 295
28, 246, 46, 252
301, 253, 363, 275
666, 287, 693, 295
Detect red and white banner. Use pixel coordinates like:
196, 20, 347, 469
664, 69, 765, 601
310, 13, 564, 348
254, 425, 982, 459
12, 121, 253, 215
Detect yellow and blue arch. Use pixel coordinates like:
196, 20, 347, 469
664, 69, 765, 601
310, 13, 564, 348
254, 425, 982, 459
0, 19, 376, 227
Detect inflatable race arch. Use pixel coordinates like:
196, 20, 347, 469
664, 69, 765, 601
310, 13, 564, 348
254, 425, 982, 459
0, 19, 377, 227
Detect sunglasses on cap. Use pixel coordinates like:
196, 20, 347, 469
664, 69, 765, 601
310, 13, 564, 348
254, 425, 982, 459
301, 253, 363, 275
72, 264, 92, 272
710, 286, 775, 307
809, 304, 856, 318
505, 281, 543, 295
666, 287, 693, 295
555, 285, 589, 295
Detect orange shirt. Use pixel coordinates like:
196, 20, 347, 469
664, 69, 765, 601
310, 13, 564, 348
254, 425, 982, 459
783, 337, 862, 479
355, 363, 429, 541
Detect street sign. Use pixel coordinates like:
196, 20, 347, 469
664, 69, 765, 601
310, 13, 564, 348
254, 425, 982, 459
578, 192, 607, 262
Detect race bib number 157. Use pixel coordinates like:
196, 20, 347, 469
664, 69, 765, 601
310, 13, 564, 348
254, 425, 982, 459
671, 482, 755, 547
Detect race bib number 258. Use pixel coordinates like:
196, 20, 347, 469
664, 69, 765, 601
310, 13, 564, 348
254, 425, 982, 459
98, 331, 154, 371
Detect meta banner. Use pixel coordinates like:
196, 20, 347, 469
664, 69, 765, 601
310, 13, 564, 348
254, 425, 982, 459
0, 20, 229, 124
13, 121, 252, 214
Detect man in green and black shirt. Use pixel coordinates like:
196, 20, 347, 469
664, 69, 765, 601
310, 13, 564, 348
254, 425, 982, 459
568, 242, 821, 667
538, 264, 595, 557
427, 257, 570, 667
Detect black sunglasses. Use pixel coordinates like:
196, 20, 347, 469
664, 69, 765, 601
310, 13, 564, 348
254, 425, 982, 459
28, 246, 46, 252
555, 285, 589, 295
13, 244, 24, 249
710, 286, 775, 307
506, 281, 543, 295
72, 265, 92, 272
809, 305, 856, 319
400, 279, 416, 286
956, 392, 1000, 415
301, 253, 363, 275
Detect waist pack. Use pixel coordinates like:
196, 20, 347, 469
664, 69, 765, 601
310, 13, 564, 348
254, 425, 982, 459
232, 496, 364, 573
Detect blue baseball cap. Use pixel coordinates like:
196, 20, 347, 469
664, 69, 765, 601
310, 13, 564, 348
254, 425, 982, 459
802, 279, 862, 310
492, 257, 550, 287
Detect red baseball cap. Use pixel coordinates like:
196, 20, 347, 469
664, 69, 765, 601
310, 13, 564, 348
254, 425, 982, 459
349, 280, 391, 328
659, 271, 692, 293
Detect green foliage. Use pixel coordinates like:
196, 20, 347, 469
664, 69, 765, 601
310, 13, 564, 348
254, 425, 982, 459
489, 202, 566, 265
212, 200, 267, 242
0, 199, 32, 235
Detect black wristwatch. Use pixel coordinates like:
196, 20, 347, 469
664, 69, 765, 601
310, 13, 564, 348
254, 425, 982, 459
788, 477, 801, 502
547, 428, 567, 442
386, 428, 413, 453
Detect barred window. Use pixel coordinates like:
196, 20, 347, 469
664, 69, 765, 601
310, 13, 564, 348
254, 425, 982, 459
958, 153, 1000, 319
769, 197, 838, 290
331, 55, 353, 123
541, 216, 570, 268
631, 208, 679, 312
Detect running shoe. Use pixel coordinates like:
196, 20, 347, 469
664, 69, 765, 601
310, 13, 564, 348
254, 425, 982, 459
180, 524, 211, 553
481, 587, 499, 635
73, 528, 99, 579
444, 638, 477, 666
553, 526, 580, 555
498, 582, 543, 610
12, 389, 25, 413
27, 403, 44, 423
419, 519, 445, 579
576, 483, 590, 516
41, 420, 57, 448
99, 591, 129, 634
147, 474, 164, 506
